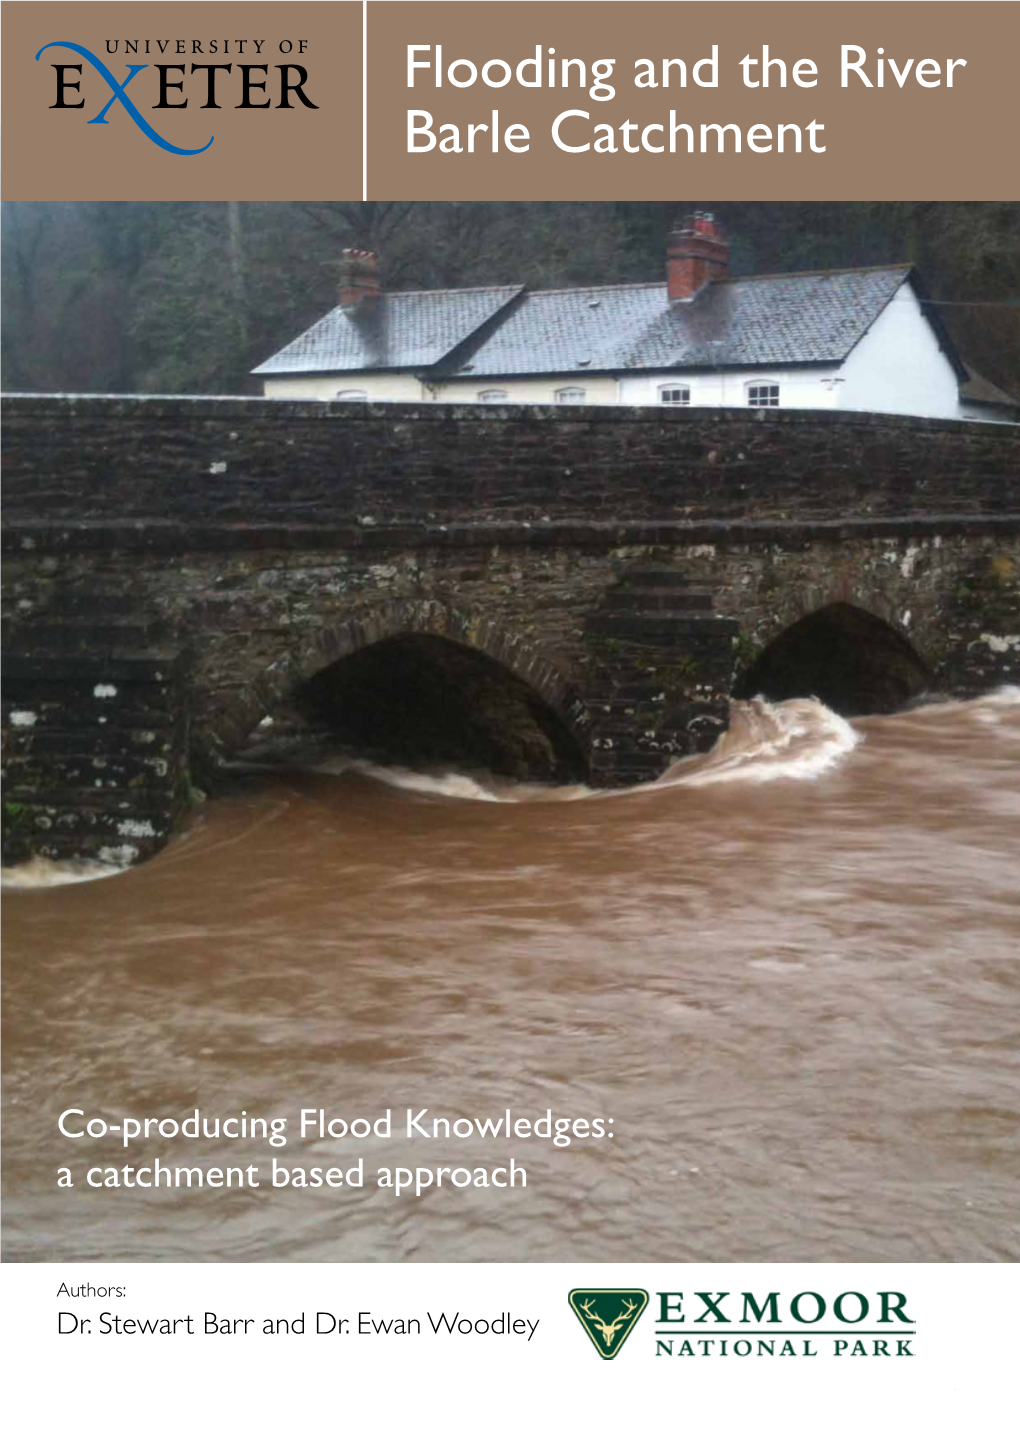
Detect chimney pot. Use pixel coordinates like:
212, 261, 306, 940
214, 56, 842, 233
336, 249, 381, 311
667, 212, 729, 302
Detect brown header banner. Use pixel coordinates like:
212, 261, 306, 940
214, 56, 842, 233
1, 1, 364, 200
3, 1, 1018, 199
368, 1, 1019, 199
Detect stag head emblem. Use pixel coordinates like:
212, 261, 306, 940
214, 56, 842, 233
580, 1296, 638, 1345
569, 1289, 649, 1359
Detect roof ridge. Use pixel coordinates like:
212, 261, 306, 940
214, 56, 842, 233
360, 283, 524, 300
502, 265, 912, 298
523, 280, 664, 297
311, 267, 911, 307
718, 263, 913, 285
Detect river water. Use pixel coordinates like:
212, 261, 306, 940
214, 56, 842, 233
3, 691, 1018, 1262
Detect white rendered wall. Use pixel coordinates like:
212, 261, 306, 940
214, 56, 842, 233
617, 367, 839, 408
261, 373, 621, 404
838, 281, 960, 419
262, 373, 427, 401
429, 375, 618, 405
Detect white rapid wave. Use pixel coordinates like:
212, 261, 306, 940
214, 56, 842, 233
0, 857, 127, 890
318, 696, 862, 803
647, 696, 860, 791
317, 757, 504, 802
916, 684, 1020, 725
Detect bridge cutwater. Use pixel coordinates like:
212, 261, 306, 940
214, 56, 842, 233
2, 395, 1018, 867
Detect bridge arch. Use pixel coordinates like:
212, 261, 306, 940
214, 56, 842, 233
734, 600, 934, 716
751, 572, 920, 649
204, 598, 592, 782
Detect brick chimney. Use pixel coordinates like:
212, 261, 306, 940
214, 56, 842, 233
667, 213, 729, 301
337, 249, 381, 311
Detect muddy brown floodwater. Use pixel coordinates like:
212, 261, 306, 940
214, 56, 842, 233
2, 693, 1018, 1262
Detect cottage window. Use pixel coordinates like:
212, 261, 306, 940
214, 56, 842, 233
335, 389, 368, 401
555, 387, 587, 404
659, 385, 691, 406
747, 383, 780, 407
478, 389, 508, 402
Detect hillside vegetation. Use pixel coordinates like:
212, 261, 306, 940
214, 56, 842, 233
2, 201, 1017, 397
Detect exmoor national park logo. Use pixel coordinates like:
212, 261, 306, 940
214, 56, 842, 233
569, 1290, 649, 1360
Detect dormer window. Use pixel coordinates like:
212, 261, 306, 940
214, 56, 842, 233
747, 382, 780, 407
555, 387, 587, 404
659, 385, 691, 406
478, 389, 508, 402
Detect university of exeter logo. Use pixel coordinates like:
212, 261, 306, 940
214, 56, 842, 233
34, 39, 318, 156
568, 1290, 649, 1359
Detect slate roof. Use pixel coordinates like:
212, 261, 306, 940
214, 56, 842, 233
620, 267, 913, 371
447, 267, 914, 377
252, 285, 523, 375
443, 283, 662, 378
254, 265, 940, 379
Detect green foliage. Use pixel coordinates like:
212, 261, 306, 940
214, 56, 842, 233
128, 206, 249, 394
951, 577, 977, 608
656, 657, 700, 688
731, 631, 762, 670
176, 766, 207, 810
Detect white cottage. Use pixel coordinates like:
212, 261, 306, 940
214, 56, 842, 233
254, 215, 1018, 424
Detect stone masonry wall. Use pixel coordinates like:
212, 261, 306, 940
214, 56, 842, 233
3, 395, 1017, 529
3, 396, 1018, 865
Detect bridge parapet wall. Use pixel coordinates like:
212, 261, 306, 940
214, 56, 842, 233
3, 395, 1017, 530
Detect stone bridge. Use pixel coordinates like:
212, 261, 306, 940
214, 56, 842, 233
2, 394, 1018, 866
